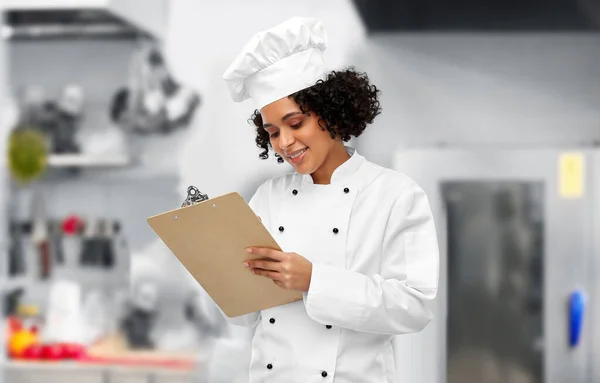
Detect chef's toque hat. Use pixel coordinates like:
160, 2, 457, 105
222, 17, 328, 110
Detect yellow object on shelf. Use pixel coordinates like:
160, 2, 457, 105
16, 304, 42, 332
17, 305, 40, 317
8, 329, 38, 359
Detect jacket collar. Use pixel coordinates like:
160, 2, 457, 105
301, 146, 364, 185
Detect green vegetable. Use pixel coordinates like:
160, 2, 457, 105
7, 127, 48, 184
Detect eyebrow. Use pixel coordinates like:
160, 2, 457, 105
263, 111, 303, 129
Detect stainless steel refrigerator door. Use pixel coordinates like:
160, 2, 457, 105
392, 147, 592, 383
591, 150, 600, 383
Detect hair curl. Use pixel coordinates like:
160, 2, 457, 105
249, 67, 381, 160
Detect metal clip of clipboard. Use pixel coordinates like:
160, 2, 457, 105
181, 186, 209, 207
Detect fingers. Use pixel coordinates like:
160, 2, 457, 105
243, 248, 295, 289
244, 259, 280, 272
246, 247, 285, 261
252, 268, 281, 281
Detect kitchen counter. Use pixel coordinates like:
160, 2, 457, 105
3, 334, 200, 383
4, 360, 196, 383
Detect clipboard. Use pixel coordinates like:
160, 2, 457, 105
147, 186, 303, 318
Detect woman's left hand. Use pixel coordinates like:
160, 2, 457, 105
244, 248, 312, 292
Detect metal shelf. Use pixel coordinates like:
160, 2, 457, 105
1, 275, 28, 292
2, 0, 108, 9
2, 0, 168, 39
47, 154, 133, 169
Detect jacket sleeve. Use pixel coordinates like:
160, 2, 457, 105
219, 181, 270, 329
304, 182, 439, 335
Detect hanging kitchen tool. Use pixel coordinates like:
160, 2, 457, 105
8, 220, 26, 276
61, 214, 83, 268
79, 217, 101, 266
100, 218, 116, 269
30, 189, 51, 280
49, 221, 65, 265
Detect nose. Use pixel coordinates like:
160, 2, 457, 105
278, 127, 295, 152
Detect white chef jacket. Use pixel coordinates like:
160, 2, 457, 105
225, 146, 439, 383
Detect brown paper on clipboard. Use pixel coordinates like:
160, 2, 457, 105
147, 192, 302, 317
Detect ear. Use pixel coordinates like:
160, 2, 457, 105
317, 118, 329, 132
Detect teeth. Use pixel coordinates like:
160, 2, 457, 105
289, 149, 306, 159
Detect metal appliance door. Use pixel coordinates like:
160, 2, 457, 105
392, 147, 592, 383
591, 149, 600, 383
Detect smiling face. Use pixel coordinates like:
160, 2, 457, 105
260, 96, 346, 178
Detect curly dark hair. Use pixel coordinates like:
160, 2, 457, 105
249, 67, 381, 160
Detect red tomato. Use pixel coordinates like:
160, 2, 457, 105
62, 343, 85, 359
41, 344, 64, 360
22, 344, 43, 360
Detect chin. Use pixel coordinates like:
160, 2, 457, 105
291, 163, 315, 175
292, 165, 310, 175
287, 149, 316, 174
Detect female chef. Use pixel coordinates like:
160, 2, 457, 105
221, 17, 440, 383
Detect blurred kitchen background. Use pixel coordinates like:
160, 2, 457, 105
0, 0, 599, 383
